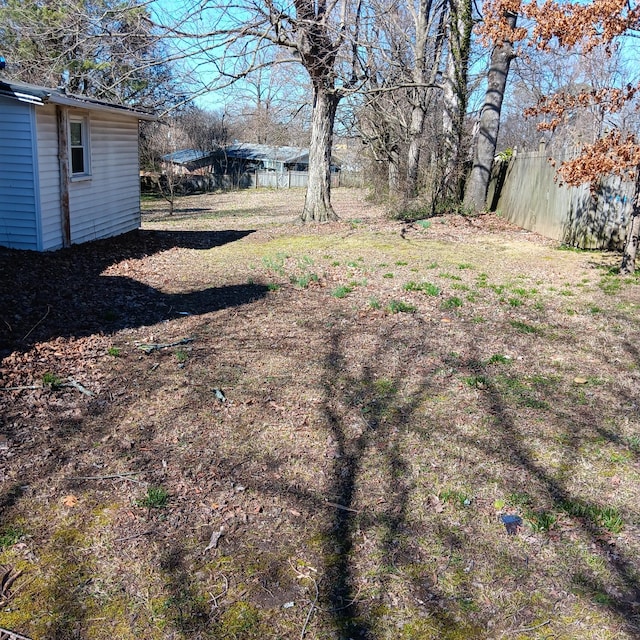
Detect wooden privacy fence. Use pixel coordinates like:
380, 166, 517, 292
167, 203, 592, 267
487, 144, 634, 250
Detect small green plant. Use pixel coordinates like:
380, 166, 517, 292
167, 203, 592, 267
291, 272, 319, 288
262, 253, 287, 276
0, 525, 24, 549
599, 277, 622, 295
625, 435, 640, 453
387, 300, 416, 314
496, 148, 513, 162
509, 320, 542, 334
368, 297, 382, 310
439, 272, 462, 281
332, 285, 353, 298
383, 272, 394, 279
439, 489, 472, 507
441, 296, 463, 309
508, 297, 523, 307
416, 219, 431, 229
458, 263, 473, 270
176, 349, 189, 364
507, 492, 533, 508
486, 353, 511, 365
138, 486, 169, 509
297, 255, 314, 270
426, 261, 438, 269
395, 260, 408, 266
464, 375, 489, 388
559, 499, 624, 533
403, 281, 440, 296
107, 346, 121, 357
527, 510, 557, 533
43, 372, 63, 389
267, 283, 281, 291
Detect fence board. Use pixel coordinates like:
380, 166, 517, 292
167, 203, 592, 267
488, 148, 634, 250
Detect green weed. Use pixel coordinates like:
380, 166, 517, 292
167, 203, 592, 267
403, 281, 440, 296
291, 272, 319, 288
442, 296, 463, 309
42, 372, 63, 390
332, 285, 354, 298
464, 375, 489, 388
0, 526, 24, 549
387, 300, 416, 314
509, 320, 543, 334
107, 346, 121, 357
262, 253, 287, 275
137, 486, 169, 509
527, 510, 557, 532
559, 499, 624, 533
599, 277, 622, 295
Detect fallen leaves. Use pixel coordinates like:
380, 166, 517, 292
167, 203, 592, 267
62, 494, 79, 508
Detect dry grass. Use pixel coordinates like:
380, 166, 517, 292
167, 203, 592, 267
1, 188, 640, 639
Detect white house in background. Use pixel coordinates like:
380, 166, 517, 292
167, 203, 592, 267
0, 79, 156, 251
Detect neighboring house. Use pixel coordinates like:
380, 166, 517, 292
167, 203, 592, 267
163, 143, 341, 178
0, 79, 156, 251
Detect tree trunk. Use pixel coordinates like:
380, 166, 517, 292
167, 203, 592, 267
441, 0, 473, 202
389, 146, 401, 198
463, 13, 516, 212
301, 86, 340, 223
620, 172, 640, 274
406, 103, 426, 199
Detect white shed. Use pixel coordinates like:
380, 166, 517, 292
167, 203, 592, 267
0, 79, 156, 251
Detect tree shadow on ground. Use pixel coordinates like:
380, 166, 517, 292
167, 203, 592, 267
0, 229, 262, 357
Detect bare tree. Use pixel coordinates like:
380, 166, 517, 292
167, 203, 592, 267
357, 0, 449, 205
155, 0, 368, 222
178, 107, 228, 153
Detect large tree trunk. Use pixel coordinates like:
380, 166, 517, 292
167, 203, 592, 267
301, 86, 340, 223
406, 103, 426, 199
464, 13, 516, 211
620, 172, 640, 274
441, 0, 473, 202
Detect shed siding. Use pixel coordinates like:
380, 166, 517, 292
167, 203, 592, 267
36, 105, 64, 250
0, 96, 39, 250
68, 112, 141, 245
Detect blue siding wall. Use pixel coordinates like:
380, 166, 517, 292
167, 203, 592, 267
0, 96, 39, 250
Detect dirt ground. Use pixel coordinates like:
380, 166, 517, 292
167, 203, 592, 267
1, 188, 640, 639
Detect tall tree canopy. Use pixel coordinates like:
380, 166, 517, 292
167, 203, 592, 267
0, 0, 179, 109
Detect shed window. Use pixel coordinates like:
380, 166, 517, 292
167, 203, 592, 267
69, 116, 90, 176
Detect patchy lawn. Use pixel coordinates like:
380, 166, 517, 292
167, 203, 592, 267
1, 188, 640, 639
